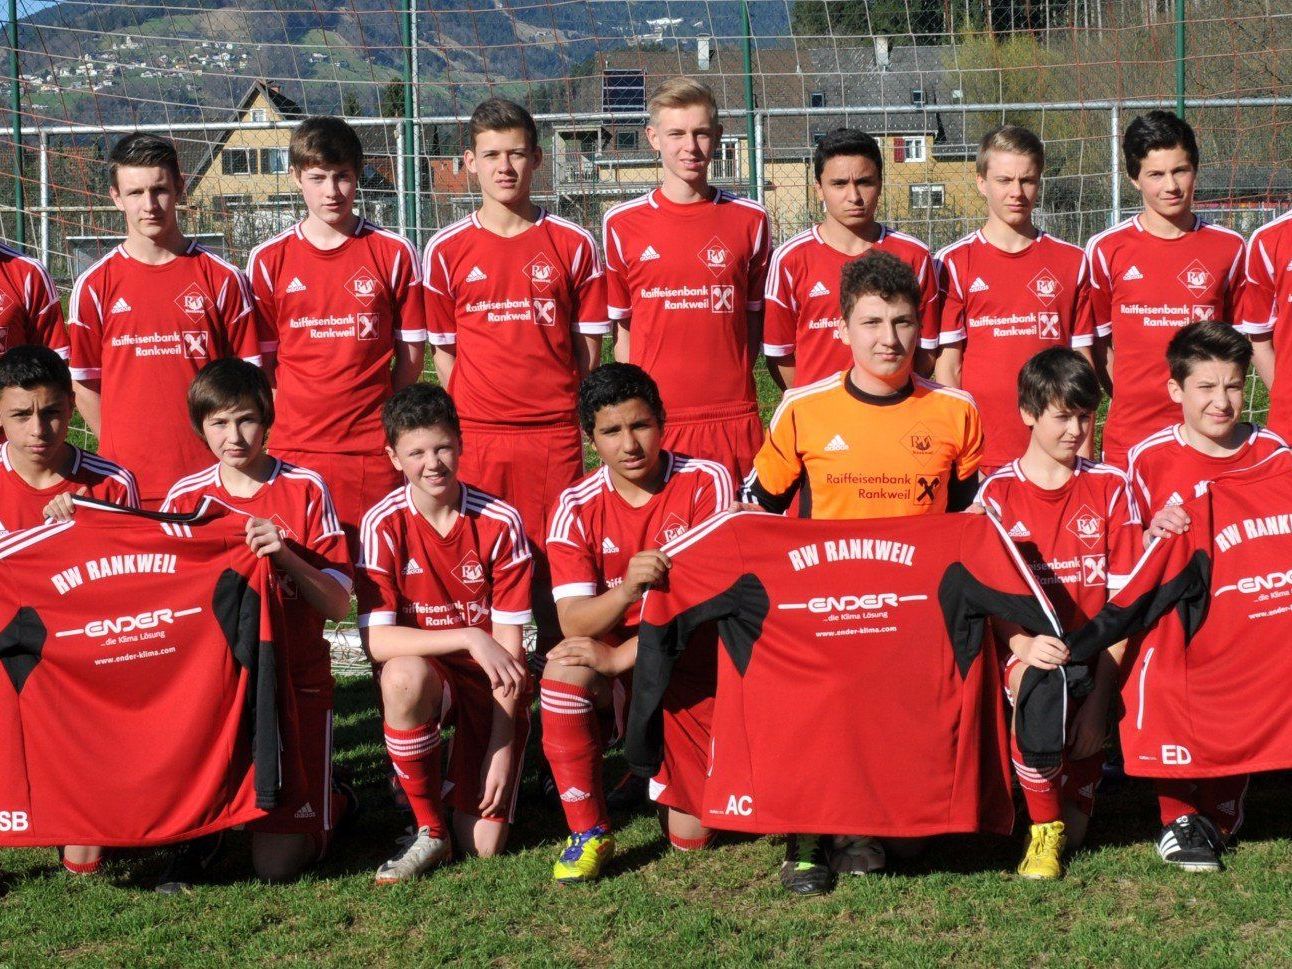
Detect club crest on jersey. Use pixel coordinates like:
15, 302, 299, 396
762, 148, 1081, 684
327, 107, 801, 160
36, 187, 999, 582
1066, 505, 1103, 548
1178, 260, 1214, 296
532, 297, 556, 326
902, 422, 938, 466
1038, 312, 1061, 340
175, 284, 208, 318
1191, 304, 1216, 322
346, 267, 379, 306
1082, 554, 1107, 587
182, 330, 210, 359
654, 513, 689, 547
356, 312, 380, 341
698, 236, 732, 277
524, 252, 559, 293
454, 551, 485, 591
710, 284, 734, 314
1028, 268, 1062, 305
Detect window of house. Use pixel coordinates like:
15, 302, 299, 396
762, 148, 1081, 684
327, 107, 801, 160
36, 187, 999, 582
911, 89, 925, 107
902, 136, 926, 162
249, 108, 267, 123
260, 147, 289, 174
223, 148, 255, 175
909, 183, 945, 209
615, 130, 638, 151
809, 91, 826, 108
603, 69, 646, 114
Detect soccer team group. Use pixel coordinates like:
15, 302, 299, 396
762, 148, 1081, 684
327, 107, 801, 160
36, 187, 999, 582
3, 74, 1292, 897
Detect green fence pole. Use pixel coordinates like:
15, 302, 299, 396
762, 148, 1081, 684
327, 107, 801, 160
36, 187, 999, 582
9, 0, 24, 250
1175, 0, 1186, 118
740, 0, 758, 200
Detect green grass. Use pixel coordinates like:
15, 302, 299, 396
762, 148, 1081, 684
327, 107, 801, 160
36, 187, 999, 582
2, 678, 1291, 967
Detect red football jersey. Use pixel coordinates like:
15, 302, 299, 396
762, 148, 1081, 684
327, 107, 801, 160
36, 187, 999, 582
976, 458, 1140, 628
0, 441, 138, 532
1126, 421, 1288, 519
1086, 216, 1246, 465
603, 189, 770, 417
161, 459, 352, 690
68, 242, 261, 502
0, 242, 66, 358
247, 219, 426, 455
936, 230, 1094, 470
0, 498, 287, 847
423, 210, 609, 425
357, 482, 533, 646
1239, 210, 1292, 436
629, 511, 1061, 837
1059, 449, 1292, 778
762, 225, 938, 385
546, 451, 733, 641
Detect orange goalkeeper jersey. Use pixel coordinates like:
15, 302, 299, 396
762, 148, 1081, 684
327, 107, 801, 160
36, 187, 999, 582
746, 371, 983, 519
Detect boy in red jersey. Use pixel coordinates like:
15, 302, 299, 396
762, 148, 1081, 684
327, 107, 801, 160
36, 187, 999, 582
247, 116, 425, 552
934, 125, 1094, 475
975, 348, 1137, 880
540, 363, 732, 882
0, 345, 138, 534
159, 359, 354, 884
1124, 322, 1284, 872
0, 242, 66, 360
357, 384, 532, 882
603, 77, 770, 481
69, 133, 260, 507
763, 128, 937, 389
1239, 210, 1292, 436
423, 98, 606, 651
1086, 111, 1252, 468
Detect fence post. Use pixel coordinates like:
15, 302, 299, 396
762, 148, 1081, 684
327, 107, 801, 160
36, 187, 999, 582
38, 131, 48, 266
740, 0, 757, 200
1109, 102, 1120, 228
8, 0, 24, 250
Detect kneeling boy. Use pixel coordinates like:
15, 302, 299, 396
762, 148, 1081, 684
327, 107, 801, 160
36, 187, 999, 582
162, 359, 354, 882
976, 348, 1138, 879
357, 384, 532, 882
542, 363, 733, 882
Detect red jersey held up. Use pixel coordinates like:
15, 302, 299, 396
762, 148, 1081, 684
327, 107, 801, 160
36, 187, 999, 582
937, 230, 1093, 470
161, 459, 353, 690
356, 482, 534, 635
0, 497, 287, 847
68, 242, 261, 502
1239, 211, 1292, 436
976, 458, 1140, 629
1053, 449, 1292, 778
603, 189, 770, 419
547, 451, 733, 643
628, 510, 1061, 837
0, 242, 66, 357
1086, 216, 1246, 466
247, 219, 427, 456
762, 225, 938, 385
423, 209, 609, 426
0, 442, 139, 532
1126, 422, 1288, 519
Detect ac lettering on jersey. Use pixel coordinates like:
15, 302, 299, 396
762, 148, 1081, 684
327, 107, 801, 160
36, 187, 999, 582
1161, 744, 1192, 765
0, 811, 29, 832
723, 794, 753, 816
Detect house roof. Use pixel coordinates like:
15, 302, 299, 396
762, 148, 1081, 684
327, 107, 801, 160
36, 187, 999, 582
184, 79, 305, 190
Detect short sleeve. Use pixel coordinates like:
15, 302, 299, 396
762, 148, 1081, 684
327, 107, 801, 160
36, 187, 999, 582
746, 400, 806, 511
356, 516, 400, 628
1085, 238, 1113, 339
572, 235, 611, 335
603, 216, 631, 322
391, 237, 428, 344
487, 513, 534, 626
746, 211, 771, 312
303, 479, 355, 593
1222, 237, 1247, 329
1239, 230, 1278, 334
936, 252, 966, 346
105, 468, 141, 510
956, 399, 985, 481
914, 249, 940, 349
246, 249, 279, 357
1069, 253, 1095, 348
692, 461, 735, 522
67, 270, 104, 381
220, 269, 261, 366
761, 246, 797, 358
421, 236, 457, 346
546, 507, 600, 602
1106, 474, 1141, 594
26, 260, 67, 358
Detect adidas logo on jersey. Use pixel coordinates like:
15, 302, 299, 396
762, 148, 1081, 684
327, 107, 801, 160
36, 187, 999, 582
639, 245, 661, 262
293, 802, 316, 819
465, 266, 488, 283
110, 297, 132, 314
1165, 491, 1184, 507
1008, 520, 1032, 539
1123, 265, 1145, 281
808, 281, 831, 298
402, 558, 425, 576
285, 276, 307, 293
824, 434, 849, 452
969, 277, 990, 293
601, 537, 620, 554
560, 786, 591, 803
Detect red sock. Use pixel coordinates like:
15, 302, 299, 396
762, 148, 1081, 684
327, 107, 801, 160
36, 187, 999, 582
1156, 779, 1200, 825
61, 853, 101, 875
1011, 731, 1063, 824
384, 720, 447, 838
1199, 774, 1249, 839
540, 680, 609, 833
669, 831, 714, 851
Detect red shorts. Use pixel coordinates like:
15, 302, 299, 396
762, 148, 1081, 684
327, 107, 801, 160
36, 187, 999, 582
662, 403, 763, 484
250, 686, 342, 836
648, 629, 718, 820
270, 448, 401, 558
458, 420, 585, 646
429, 656, 532, 824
